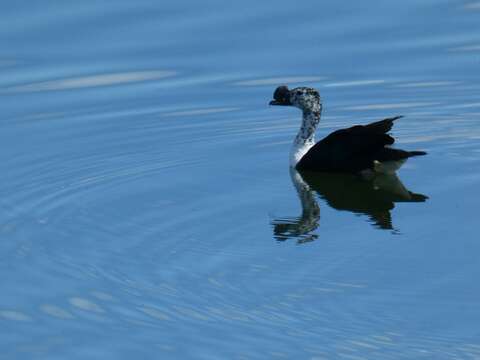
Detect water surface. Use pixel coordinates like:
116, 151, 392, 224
1, 1, 480, 359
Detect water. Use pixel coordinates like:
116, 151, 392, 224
1, 1, 480, 359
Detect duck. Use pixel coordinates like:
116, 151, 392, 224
269, 85, 427, 175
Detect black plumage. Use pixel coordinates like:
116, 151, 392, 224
296, 116, 426, 172
269, 85, 427, 174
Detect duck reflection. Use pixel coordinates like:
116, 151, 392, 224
272, 169, 428, 243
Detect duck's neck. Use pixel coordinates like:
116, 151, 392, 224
290, 107, 321, 167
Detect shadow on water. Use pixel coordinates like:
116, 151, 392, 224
272, 169, 428, 243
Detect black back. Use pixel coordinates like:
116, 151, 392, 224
296, 116, 424, 172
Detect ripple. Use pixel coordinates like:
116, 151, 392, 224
139, 307, 171, 321
162, 107, 240, 117
464, 2, 480, 10
235, 76, 325, 86
323, 80, 385, 88
0, 310, 31, 321
447, 101, 480, 109
449, 44, 480, 52
4, 70, 176, 93
40, 304, 74, 319
342, 102, 440, 111
69, 297, 104, 313
90, 291, 115, 302
394, 81, 460, 88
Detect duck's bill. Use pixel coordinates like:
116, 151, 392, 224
269, 99, 291, 106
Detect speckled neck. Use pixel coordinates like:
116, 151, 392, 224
290, 105, 322, 167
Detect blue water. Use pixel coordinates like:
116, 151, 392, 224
1, 1, 480, 359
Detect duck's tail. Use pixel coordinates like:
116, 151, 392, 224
409, 151, 427, 157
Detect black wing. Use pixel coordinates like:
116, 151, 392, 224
364, 115, 403, 134
296, 116, 406, 172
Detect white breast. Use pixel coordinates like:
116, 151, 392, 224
290, 139, 315, 167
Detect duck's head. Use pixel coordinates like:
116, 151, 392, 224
269, 85, 321, 113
